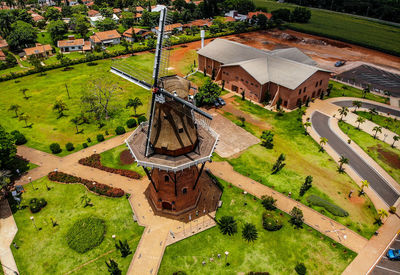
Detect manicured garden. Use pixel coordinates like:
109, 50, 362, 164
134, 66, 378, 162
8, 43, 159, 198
10, 177, 144, 274
355, 111, 400, 136
221, 96, 379, 238
159, 178, 356, 274
338, 121, 400, 185
253, 0, 400, 56
0, 53, 153, 156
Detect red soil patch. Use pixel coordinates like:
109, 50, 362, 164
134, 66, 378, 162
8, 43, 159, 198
376, 147, 400, 169
120, 149, 135, 165
348, 195, 366, 205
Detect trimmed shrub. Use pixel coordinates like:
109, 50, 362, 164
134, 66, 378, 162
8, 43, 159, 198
389, 206, 397, 214
96, 134, 105, 142
295, 263, 306, 275
29, 198, 47, 213
262, 212, 283, 231
48, 171, 125, 197
38, 198, 47, 208
137, 115, 147, 124
50, 143, 62, 154
126, 118, 137, 128
82, 143, 88, 148
78, 154, 141, 179
248, 272, 270, 275
65, 142, 74, 151
87, 137, 92, 143
115, 126, 126, 135
261, 195, 277, 211
11, 130, 27, 145
307, 195, 349, 217
66, 217, 105, 253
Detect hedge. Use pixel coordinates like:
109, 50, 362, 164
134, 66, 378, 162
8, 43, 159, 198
78, 154, 141, 179
47, 171, 125, 197
307, 195, 349, 217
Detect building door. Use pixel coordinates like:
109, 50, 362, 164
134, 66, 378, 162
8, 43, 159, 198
162, 201, 172, 210
232, 85, 238, 92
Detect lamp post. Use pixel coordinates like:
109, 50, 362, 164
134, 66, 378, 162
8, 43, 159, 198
30, 216, 38, 231
28, 176, 33, 190
112, 234, 116, 244
224, 251, 229, 263
93, 149, 97, 154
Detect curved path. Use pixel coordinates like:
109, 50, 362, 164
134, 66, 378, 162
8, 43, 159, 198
334, 100, 400, 117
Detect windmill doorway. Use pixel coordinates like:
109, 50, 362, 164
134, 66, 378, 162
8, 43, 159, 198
162, 201, 173, 210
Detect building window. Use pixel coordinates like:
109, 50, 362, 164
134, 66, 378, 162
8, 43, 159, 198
245, 80, 249, 84
165, 175, 169, 182
178, 128, 183, 133
298, 89, 301, 95
304, 87, 307, 93
315, 81, 318, 87
235, 76, 239, 80
319, 80, 322, 86
182, 188, 187, 194
251, 83, 254, 86
226, 72, 229, 75
241, 78, 244, 81
255, 84, 258, 87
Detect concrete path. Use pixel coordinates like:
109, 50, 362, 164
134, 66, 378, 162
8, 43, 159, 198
0, 199, 19, 275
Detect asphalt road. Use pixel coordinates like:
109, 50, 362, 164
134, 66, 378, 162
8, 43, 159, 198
311, 111, 399, 206
334, 100, 400, 117
370, 234, 400, 274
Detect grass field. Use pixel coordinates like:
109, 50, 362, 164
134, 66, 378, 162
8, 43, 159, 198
253, 0, 400, 56
339, 121, 400, 185
99, 144, 146, 176
0, 54, 154, 156
10, 177, 144, 274
355, 111, 400, 136
222, 97, 378, 238
326, 81, 388, 104
159, 178, 356, 274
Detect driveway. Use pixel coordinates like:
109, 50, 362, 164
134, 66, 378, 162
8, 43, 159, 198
334, 100, 400, 117
311, 111, 399, 206
370, 233, 400, 274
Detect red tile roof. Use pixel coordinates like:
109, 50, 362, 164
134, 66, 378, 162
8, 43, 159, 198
57, 38, 84, 47
183, 19, 212, 28
0, 37, 8, 49
88, 9, 99, 17
155, 23, 183, 32
0, 49, 5, 61
24, 44, 52, 56
90, 30, 121, 43
223, 16, 235, 22
123, 27, 148, 38
83, 41, 91, 51
31, 13, 44, 22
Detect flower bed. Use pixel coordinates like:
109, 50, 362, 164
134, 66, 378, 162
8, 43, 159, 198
47, 171, 124, 197
78, 154, 141, 179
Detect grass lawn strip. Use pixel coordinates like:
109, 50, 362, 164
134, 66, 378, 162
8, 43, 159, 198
338, 121, 400, 185
222, 96, 378, 238
10, 177, 144, 274
355, 111, 400, 136
159, 178, 356, 275
326, 81, 388, 104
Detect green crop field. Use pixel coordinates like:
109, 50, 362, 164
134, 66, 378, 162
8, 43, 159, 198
253, 0, 400, 56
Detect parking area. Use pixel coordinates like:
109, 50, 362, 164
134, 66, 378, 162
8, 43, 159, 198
370, 233, 400, 274
334, 64, 400, 97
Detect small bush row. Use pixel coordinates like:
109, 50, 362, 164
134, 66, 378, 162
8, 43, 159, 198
78, 154, 141, 179
47, 171, 124, 197
307, 195, 349, 217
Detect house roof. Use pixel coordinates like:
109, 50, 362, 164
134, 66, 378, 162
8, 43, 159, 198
123, 27, 147, 37
24, 44, 52, 56
57, 38, 84, 47
113, 8, 121, 13
183, 19, 212, 28
90, 29, 121, 43
31, 13, 44, 22
224, 16, 235, 22
87, 9, 99, 16
0, 49, 5, 61
199, 38, 330, 90
0, 37, 8, 48
83, 41, 91, 51
155, 23, 183, 32
248, 11, 272, 20
136, 6, 144, 12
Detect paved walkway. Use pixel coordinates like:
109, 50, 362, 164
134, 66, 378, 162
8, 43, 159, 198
0, 199, 19, 275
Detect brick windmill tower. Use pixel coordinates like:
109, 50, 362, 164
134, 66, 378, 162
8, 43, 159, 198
111, 7, 220, 216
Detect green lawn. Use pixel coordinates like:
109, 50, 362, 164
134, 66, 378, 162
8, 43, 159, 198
10, 177, 144, 274
253, 0, 400, 56
339, 121, 400, 185
355, 111, 400, 136
222, 97, 378, 238
0, 54, 154, 156
326, 81, 388, 104
100, 144, 146, 176
159, 178, 356, 275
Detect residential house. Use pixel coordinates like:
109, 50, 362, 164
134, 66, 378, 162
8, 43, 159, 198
224, 10, 247, 21
198, 39, 331, 109
0, 36, 8, 49
24, 43, 52, 58
0, 50, 5, 61
58, 36, 91, 52
90, 30, 121, 48
89, 14, 119, 27
31, 13, 45, 22
87, 9, 100, 17
183, 19, 212, 28
153, 23, 183, 34
151, 4, 165, 12
123, 27, 151, 42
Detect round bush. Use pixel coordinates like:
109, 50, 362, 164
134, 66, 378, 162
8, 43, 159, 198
38, 198, 47, 208
66, 217, 106, 253
11, 130, 27, 145
262, 212, 283, 231
50, 143, 62, 154
115, 126, 126, 135
82, 143, 88, 148
295, 263, 306, 275
29, 198, 47, 213
96, 134, 105, 142
126, 118, 137, 128
65, 142, 74, 151
137, 115, 147, 124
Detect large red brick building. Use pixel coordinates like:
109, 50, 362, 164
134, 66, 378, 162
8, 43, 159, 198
198, 39, 331, 109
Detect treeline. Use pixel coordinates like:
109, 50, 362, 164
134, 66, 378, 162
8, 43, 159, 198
284, 0, 400, 23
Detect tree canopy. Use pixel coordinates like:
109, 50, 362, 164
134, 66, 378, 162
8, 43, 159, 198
7, 20, 37, 51
47, 20, 68, 43
195, 78, 221, 106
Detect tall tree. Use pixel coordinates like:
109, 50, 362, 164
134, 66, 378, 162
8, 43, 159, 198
338, 106, 349, 121
271, 153, 286, 174
0, 125, 17, 171
8, 104, 21, 117
126, 97, 143, 116
319, 137, 328, 151
0, 10, 15, 37
70, 117, 80, 133
7, 20, 37, 51
47, 20, 68, 43
352, 100, 362, 112
18, 114, 30, 127
372, 126, 382, 139
338, 155, 348, 172
44, 7, 62, 21
195, 78, 221, 106
217, 216, 237, 236
86, 78, 121, 120
356, 116, 366, 129
53, 99, 68, 118
392, 135, 399, 148
105, 259, 121, 275
242, 222, 258, 242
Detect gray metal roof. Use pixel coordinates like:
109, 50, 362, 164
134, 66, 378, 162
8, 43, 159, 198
198, 38, 330, 89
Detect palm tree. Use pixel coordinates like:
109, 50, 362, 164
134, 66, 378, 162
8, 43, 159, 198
242, 223, 258, 242
238, 116, 246, 127
0, 170, 12, 192
372, 126, 382, 139
53, 99, 68, 118
362, 84, 371, 98
352, 100, 362, 112
8, 104, 21, 117
20, 88, 29, 99
338, 155, 348, 172
303, 121, 311, 134
70, 117, 80, 134
359, 180, 369, 196
392, 135, 400, 148
126, 97, 143, 116
356, 116, 366, 129
105, 259, 121, 275
319, 137, 328, 151
369, 108, 378, 120
338, 106, 349, 121
217, 216, 237, 236
384, 117, 393, 128
18, 114, 30, 127
377, 209, 388, 223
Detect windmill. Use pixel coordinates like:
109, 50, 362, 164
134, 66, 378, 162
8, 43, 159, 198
111, 7, 220, 216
